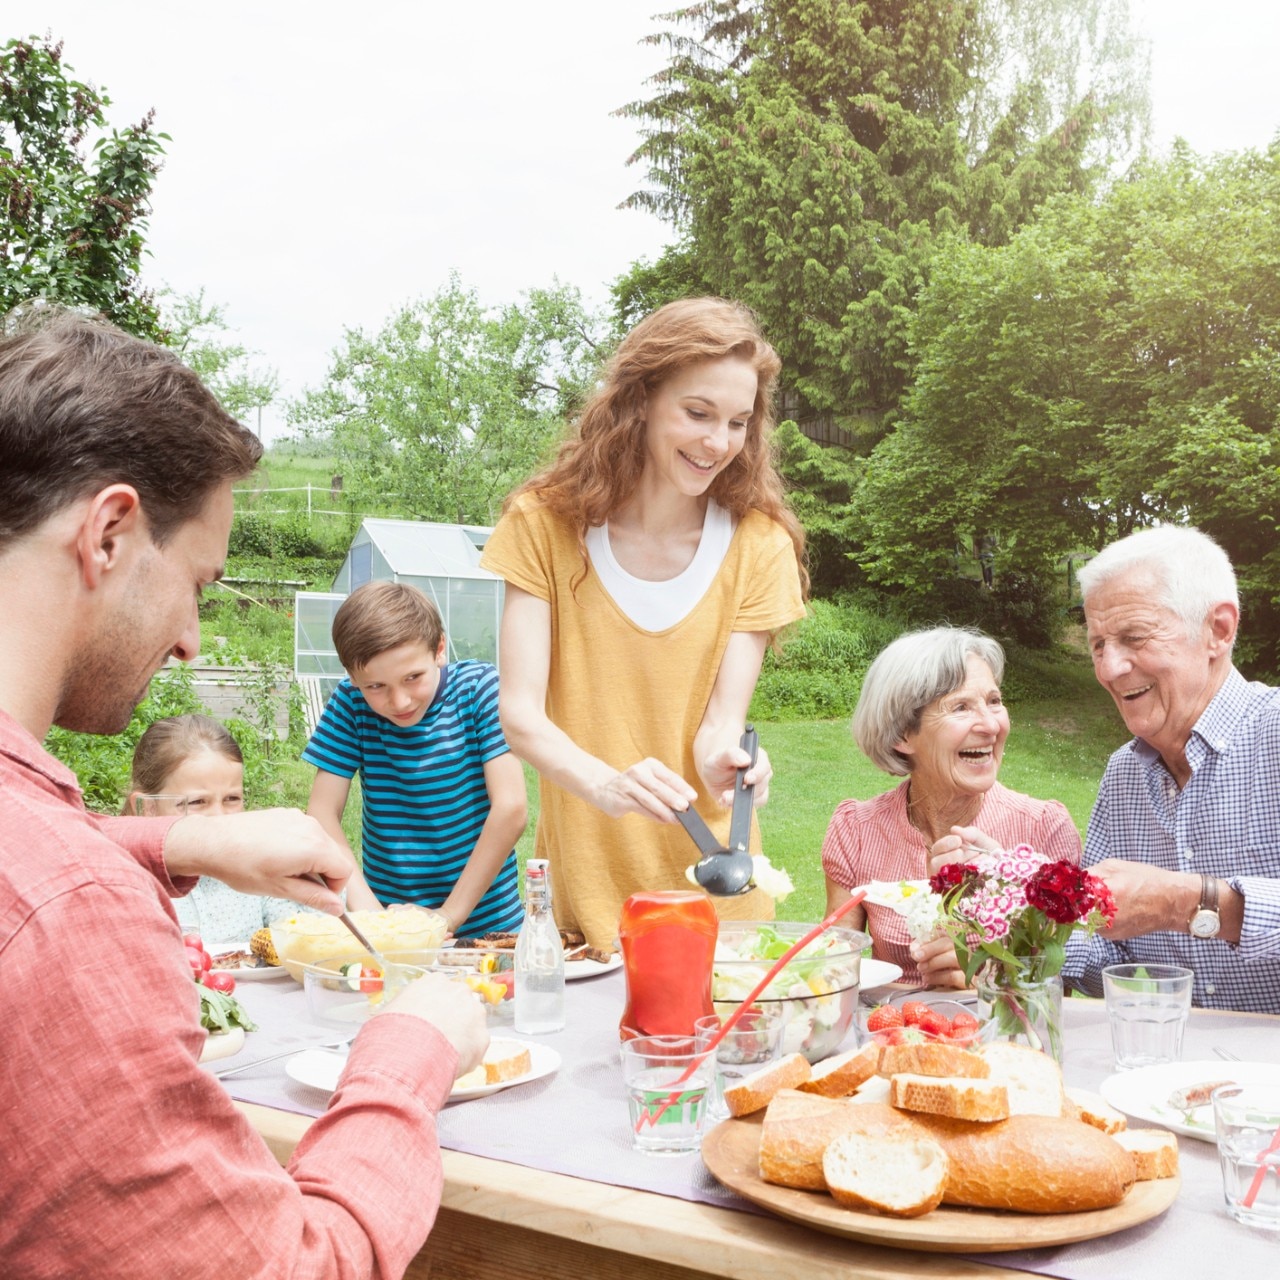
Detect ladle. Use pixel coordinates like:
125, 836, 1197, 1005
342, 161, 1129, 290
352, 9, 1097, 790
677, 725, 758, 897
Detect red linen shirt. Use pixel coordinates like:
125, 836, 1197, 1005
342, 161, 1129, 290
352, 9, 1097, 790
0, 709, 458, 1280
821, 779, 1083, 983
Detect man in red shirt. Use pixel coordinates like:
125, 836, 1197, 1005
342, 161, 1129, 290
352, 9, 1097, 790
0, 309, 487, 1278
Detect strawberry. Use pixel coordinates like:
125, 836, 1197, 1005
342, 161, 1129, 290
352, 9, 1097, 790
917, 1010, 951, 1040
865, 1004, 904, 1032
900, 1000, 930, 1028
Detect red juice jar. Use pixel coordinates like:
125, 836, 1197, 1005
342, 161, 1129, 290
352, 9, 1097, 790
618, 890, 719, 1041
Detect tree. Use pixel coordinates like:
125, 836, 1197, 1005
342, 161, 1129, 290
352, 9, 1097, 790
290, 276, 606, 524
0, 35, 166, 339
618, 0, 1149, 433
162, 289, 279, 422
856, 142, 1280, 671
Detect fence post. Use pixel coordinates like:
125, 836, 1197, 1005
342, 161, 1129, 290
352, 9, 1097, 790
307, 483, 312, 519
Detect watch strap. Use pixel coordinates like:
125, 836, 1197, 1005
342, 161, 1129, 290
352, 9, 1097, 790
1199, 874, 1219, 914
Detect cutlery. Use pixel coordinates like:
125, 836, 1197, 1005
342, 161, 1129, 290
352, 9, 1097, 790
1214, 1046, 1242, 1061
213, 1037, 353, 1079
683, 726, 758, 897
305, 873, 390, 967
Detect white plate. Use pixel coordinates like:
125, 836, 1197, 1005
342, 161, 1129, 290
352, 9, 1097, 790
860, 959, 903, 988
205, 942, 289, 982
286, 1037, 561, 1101
1100, 1059, 1280, 1141
564, 953, 622, 980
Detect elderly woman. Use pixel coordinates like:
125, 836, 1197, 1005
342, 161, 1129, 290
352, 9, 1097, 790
822, 627, 1082, 987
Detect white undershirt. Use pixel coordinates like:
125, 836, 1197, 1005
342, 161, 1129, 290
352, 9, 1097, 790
586, 501, 736, 631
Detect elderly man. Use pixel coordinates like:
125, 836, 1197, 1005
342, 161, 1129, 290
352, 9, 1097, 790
0, 309, 486, 1278
1060, 524, 1280, 1009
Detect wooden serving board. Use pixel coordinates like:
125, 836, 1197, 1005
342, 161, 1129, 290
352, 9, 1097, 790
700, 1114, 1180, 1253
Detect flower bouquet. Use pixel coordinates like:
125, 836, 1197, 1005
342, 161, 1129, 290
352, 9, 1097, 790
928, 846, 1115, 1060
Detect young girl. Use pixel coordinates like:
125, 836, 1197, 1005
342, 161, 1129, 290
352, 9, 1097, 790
480, 297, 807, 948
128, 715, 299, 939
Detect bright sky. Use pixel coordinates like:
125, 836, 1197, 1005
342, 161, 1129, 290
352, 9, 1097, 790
9, 1, 1280, 440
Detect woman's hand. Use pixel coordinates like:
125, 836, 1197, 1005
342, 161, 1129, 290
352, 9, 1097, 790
593, 758, 698, 822
927, 824, 1001, 879
910, 932, 968, 989
699, 742, 772, 809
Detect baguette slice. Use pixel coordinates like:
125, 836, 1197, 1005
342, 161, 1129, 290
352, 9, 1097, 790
849, 1074, 893, 1106
798, 1044, 880, 1098
890, 1073, 1009, 1123
724, 1052, 811, 1118
454, 1040, 531, 1091
823, 1130, 948, 1218
978, 1041, 1065, 1117
878, 1041, 990, 1080
1113, 1128, 1179, 1180
1065, 1086, 1127, 1134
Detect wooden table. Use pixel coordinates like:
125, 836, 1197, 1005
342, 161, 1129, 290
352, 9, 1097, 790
239, 1099, 1013, 1280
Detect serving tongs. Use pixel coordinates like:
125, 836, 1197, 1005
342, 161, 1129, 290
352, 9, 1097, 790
676, 725, 758, 897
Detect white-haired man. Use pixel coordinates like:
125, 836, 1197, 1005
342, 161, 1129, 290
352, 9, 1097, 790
1061, 524, 1280, 1008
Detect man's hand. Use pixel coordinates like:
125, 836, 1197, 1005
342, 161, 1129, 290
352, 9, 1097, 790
162, 809, 355, 915
379, 973, 489, 1077
1089, 860, 1201, 939
927, 825, 1001, 879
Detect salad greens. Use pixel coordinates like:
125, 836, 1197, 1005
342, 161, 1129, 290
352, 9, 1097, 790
199, 986, 257, 1035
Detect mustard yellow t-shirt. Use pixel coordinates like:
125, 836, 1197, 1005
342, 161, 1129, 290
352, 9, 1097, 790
480, 495, 806, 948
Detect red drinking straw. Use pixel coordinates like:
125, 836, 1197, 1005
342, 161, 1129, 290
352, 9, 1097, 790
635, 889, 869, 1131
1241, 1121, 1280, 1209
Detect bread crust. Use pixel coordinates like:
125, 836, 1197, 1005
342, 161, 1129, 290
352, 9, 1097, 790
724, 1053, 812, 1118
1113, 1129, 1179, 1180
823, 1131, 948, 1218
798, 1044, 880, 1098
878, 1042, 990, 1080
890, 1073, 1010, 1122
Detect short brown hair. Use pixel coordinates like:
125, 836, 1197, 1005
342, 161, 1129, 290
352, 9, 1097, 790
0, 306, 262, 547
332, 582, 445, 674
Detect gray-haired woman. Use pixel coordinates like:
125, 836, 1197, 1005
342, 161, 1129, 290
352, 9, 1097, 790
822, 627, 1081, 986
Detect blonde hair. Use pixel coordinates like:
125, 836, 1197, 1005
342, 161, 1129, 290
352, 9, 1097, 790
506, 297, 807, 596
332, 581, 444, 674
129, 715, 243, 800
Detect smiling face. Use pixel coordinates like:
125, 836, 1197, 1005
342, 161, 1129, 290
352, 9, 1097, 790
895, 657, 1010, 801
640, 356, 759, 499
1084, 566, 1236, 768
161, 749, 245, 816
349, 638, 447, 728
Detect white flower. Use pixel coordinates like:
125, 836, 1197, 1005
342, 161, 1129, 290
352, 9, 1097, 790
861, 879, 946, 942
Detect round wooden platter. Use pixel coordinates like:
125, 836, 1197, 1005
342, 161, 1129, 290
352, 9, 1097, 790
700, 1114, 1180, 1254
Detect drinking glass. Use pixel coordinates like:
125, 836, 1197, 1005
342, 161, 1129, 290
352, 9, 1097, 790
695, 1006, 785, 1123
1102, 963, 1193, 1070
1213, 1085, 1280, 1230
132, 794, 190, 818
619, 1034, 714, 1156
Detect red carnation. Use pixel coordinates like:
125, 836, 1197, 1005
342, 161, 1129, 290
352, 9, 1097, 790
1086, 872, 1117, 926
1025, 860, 1096, 924
929, 863, 977, 896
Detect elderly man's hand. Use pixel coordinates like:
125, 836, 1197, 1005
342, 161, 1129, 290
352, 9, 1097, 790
910, 933, 968, 989
927, 825, 1002, 879
1090, 859, 1201, 939
161, 809, 355, 914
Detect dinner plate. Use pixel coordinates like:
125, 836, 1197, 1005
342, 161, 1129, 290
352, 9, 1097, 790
285, 1038, 561, 1101
206, 941, 289, 981
1100, 1059, 1280, 1142
564, 953, 622, 980
859, 959, 903, 989
701, 1114, 1179, 1252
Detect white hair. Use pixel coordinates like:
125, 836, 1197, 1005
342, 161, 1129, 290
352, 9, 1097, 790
1078, 525, 1238, 639
853, 627, 1006, 777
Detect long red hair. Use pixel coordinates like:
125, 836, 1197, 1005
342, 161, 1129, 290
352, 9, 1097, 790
507, 296, 807, 596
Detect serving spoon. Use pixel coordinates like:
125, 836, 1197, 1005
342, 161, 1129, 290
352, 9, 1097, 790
305, 873, 390, 968
676, 725, 758, 897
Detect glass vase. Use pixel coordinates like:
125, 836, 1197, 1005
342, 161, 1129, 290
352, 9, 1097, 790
973, 968, 1064, 1062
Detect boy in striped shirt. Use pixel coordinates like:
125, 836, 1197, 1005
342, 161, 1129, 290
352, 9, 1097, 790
305, 581, 527, 936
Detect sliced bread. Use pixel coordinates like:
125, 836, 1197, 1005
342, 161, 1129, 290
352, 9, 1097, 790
877, 1041, 990, 1080
723, 1052, 812, 1117
798, 1043, 880, 1098
1113, 1128, 1179, 1180
890, 1073, 1010, 1123
1065, 1086, 1127, 1134
822, 1130, 949, 1218
978, 1041, 1065, 1117
848, 1074, 893, 1106
454, 1040, 531, 1091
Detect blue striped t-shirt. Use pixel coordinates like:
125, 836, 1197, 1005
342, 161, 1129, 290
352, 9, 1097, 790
303, 661, 523, 936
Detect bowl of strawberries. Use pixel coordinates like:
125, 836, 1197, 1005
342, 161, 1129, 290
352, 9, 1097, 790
859, 994, 990, 1049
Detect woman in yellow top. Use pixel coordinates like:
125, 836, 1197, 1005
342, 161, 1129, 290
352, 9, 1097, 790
480, 297, 807, 948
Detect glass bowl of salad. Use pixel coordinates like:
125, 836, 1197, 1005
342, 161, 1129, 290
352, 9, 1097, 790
711, 921, 871, 1063
301, 957, 428, 1026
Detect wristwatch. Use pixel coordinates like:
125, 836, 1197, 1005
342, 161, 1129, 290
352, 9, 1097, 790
1189, 874, 1221, 939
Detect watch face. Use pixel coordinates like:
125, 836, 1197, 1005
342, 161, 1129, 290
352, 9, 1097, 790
1190, 908, 1221, 939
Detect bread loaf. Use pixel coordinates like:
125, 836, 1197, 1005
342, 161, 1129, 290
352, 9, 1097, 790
978, 1042, 1065, 1117
1113, 1129, 1179, 1180
798, 1044, 880, 1098
723, 1052, 811, 1118
822, 1130, 948, 1218
759, 1094, 913, 1189
890, 1073, 1010, 1123
877, 1041, 990, 1080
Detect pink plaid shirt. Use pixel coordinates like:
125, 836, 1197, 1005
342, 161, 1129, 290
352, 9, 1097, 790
821, 780, 1082, 982
0, 709, 457, 1279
